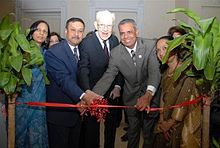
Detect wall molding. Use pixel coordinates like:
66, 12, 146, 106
88, 0, 144, 36
16, 0, 67, 35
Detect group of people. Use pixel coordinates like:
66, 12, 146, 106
0, 9, 203, 148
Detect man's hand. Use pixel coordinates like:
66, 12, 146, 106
82, 90, 102, 105
77, 100, 87, 115
135, 91, 153, 112
109, 86, 121, 99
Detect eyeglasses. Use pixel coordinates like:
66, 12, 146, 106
36, 28, 48, 34
98, 24, 113, 30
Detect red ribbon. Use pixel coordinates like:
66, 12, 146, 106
22, 96, 203, 112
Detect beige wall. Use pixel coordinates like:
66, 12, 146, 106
14, 0, 220, 39
65, 0, 176, 39
0, 0, 15, 19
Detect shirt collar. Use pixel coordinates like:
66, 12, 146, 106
95, 31, 109, 47
67, 42, 78, 50
125, 41, 137, 53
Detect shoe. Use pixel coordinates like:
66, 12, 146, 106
123, 126, 129, 131
121, 132, 128, 142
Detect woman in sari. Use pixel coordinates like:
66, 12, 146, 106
154, 36, 201, 148
15, 20, 50, 148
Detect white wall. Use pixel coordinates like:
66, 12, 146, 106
16, 0, 220, 39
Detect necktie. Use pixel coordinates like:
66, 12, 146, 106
131, 50, 136, 66
103, 40, 109, 59
73, 47, 79, 62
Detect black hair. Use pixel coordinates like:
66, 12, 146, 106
49, 32, 62, 41
65, 17, 85, 29
168, 26, 186, 37
46, 32, 63, 48
156, 35, 187, 61
26, 20, 50, 47
156, 35, 173, 45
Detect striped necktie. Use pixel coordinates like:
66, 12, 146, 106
131, 50, 136, 66
73, 47, 79, 62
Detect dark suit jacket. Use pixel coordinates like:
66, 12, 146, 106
78, 32, 123, 97
45, 39, 83, 127
93, 38, 161, 106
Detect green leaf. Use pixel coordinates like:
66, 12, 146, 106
0, 15, 11, 30
173, 57, 192, 81
3, 75, 17, 95
186, 70, 197, 77
193, 33, 212, 70
162, 34, 187, 64
196, 78, 205, 86
168, 8, 200, 25
1, 49, 9, 70
0, 29, 12, 40
199, 17, 216, 35
179, 20, 198, 35
204, 59, 215, 80
21, 67, 32, 86
15, 34, 31, 53
213, 35, 220, 57
212, 137, 220, 148
211, 18, 220, 36
8, 36, 19, 56
0, 72, 10, 88
9, 54, 23, 72
0, 40, 3, 50
11, 21, 21, 35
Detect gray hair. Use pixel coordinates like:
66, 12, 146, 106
118, 19, 137, 29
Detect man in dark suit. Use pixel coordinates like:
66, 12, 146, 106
78, 10, 123, 148
93, 19, 161, 148
45, 17, 101, 148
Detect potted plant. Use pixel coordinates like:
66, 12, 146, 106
0, 14, 47, 148
163, 8, 220, 148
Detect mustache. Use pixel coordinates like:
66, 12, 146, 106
72, 36, 80, 40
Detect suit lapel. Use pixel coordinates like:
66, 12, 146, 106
121, 45, 137, 71
63, 40, 78, 70
109, 36, 115, 51
92, 32, 109, 63
135, 38, 147, 82
93, 33, 104, 53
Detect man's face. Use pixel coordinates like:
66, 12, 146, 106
119, 23, 138, 49
65, 21, 84, 46
95, 17, 113, 41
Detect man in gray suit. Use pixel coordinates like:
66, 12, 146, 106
93, 19, 161, 148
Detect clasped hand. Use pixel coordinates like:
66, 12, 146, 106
82, 90, 102, 105
78, 90, 102, 114
135, 91, 153, 112
157, 119, 176, 141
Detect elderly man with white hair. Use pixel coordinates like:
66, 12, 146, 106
78, 10, 124, 148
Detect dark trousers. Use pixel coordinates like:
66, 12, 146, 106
80, 115, 100, 148
80, 97, 121, 148
104, 97, 121, 148
47, 121, 81, 148
126, 109, 157, 148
